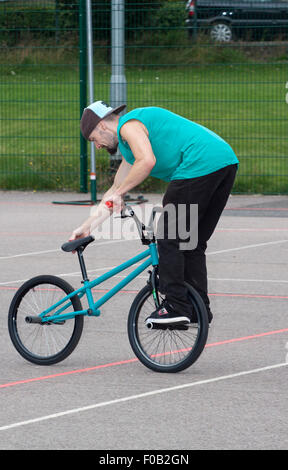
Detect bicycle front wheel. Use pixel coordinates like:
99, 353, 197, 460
8, 275, 84, 365
127, 282, 209, 373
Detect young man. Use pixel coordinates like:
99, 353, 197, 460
70, 100, 239, 326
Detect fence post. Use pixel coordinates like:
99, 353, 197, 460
86, 0, 97, 203
110, 0, 127, 167
193, 0, 198, 41
79, 0, 88, 193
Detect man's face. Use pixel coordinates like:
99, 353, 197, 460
89, 123, 118, 155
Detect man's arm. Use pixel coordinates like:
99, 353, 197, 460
69, 119, 155, 240
69, 158, 132, 241
112, 119, 156, 197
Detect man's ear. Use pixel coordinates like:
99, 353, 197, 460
98, 120, 106, 131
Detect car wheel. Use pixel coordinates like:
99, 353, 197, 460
210, 22, 232, 42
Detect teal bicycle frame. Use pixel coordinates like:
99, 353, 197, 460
39, 242, 159, 324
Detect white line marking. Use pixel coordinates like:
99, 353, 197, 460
113, 275, 288, 284
2, 273, 288, 286
0, 263, 147, 286
1, 238, 287, 261
1, 239, 287, 285
0, 247, 61, 260
207, 239, 288, 256
0, 239, 133, 261
0, 266, 116, 286
6, 272, 288, 285
209, 277, 288, 283
0, 362, 287, 432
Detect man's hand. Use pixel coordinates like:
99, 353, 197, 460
69, 225, 90, 242
68, 200, 114, 246
103, 192, 124, 213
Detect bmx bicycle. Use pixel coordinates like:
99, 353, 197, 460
8, 204, 209, 373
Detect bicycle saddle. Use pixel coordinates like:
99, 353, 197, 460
61, 235, 94, 253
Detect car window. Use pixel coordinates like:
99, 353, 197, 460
251, 0, 288, 2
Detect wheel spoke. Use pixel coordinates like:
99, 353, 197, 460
130, 286, 207, 372
8, 276, 83, 365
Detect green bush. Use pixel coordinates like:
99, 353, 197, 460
0, 1, 184, 45
0, 2, 57, 45
150, 1, 186, 30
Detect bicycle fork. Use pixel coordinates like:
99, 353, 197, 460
148, 267, 160, 308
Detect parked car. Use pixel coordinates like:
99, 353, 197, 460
186, 0, 288, 42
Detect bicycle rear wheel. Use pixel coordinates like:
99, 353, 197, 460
8, 275, 84, 365
127, 282, 209, 373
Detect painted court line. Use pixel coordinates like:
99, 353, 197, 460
103, 273, 288, 285
1, 279, 288, 299
1, 238, 287, 261
0, 239, 132, 260
1, 328, 287, 390
0, 362, 287, 432
2, 271, 288, 287
209, 277, 288, 284
225, 207, 288, 211
217, 228, 288, 232
1, 285, 287, 299
211, 293, 288, 299
0, 266, 117, 286
207, 239, 288, 256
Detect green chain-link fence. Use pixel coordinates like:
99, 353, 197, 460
0, 0, 287, 194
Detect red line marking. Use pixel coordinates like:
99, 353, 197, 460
0, 232, 69, 237
0, 201, 89, 207
0, 228, 288, 237
210, 292, 288, 300
0, 201, 287, 210
0, 358, 138, 389
216, 228, 288, 232
205, 328, 288, 347
0, 286, 18, 290
1, 286, 288, 300
225, 207, 288, 211
150, 328, 288, 357
1, 328, 287, 390
0, 201, 51, 206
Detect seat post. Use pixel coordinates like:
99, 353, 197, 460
77, 249, 89, 282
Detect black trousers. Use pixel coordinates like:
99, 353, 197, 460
157, 164, 238, 317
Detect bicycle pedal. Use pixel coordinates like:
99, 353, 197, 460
146, 322, 189, 331
168, 323, 189, 331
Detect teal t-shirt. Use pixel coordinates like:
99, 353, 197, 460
117, 107, 238, 181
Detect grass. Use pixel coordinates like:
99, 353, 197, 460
0, 42, 287, 194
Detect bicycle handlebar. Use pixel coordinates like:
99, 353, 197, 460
104, 200, 162, 244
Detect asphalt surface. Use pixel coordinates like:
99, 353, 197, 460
0, 191, 287, 451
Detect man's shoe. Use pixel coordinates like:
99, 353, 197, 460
206, 308, 213, 324
145, 300, 190, 327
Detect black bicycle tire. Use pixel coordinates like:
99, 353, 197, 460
127, 282, 209, 373
8, 275, 84, 365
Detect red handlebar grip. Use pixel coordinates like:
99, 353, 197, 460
105, 201, 113, 209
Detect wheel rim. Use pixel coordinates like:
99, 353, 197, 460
134, 291, 202, 369
12, 283, 77, 360
211, 24, 232, 42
